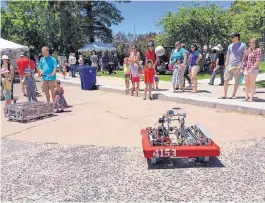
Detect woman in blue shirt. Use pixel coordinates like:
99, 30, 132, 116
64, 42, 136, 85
188, 44, 202, 93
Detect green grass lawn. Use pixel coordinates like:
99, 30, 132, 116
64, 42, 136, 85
101, 62, 265, 82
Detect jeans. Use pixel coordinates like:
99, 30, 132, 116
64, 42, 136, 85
26, 87, 37, 102
183, 65, 191, 85
70, 64, 76, 77
209, 66, 224, 84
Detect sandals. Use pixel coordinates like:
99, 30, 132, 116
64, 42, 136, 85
219, 96, 227, 99
231, 95, 237, 99
243, 97, 249, 102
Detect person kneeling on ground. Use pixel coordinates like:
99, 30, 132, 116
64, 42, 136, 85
143, 59, 157, 100
54, 80, 68, 112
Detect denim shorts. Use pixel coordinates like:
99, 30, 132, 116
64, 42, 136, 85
3, 90, 11, 100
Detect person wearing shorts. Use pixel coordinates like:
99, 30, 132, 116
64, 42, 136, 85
123, 57, 130, 95
129, 58, 140, 96
188, 44, 202, 93
241, 38, 261, 102
143, 59, 156, 100
39, 46, 58, 102
220, 32, 246, 99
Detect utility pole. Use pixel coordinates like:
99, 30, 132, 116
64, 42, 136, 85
132, 25, 136, 42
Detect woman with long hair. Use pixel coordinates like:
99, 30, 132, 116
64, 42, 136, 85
129, 44, 140, 64
188, 44, 202, 93
241, 38, 261, 102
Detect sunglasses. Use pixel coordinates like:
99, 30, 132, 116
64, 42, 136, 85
132, 47, 135, 49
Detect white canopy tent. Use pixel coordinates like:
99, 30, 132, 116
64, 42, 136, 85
78, 41, 116, 52
0, 38, 29, 52
0, 38, 29, 69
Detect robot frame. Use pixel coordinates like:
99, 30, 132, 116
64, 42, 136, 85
141, 110, 220, 165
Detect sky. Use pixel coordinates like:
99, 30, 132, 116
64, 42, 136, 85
1, 0, 233, 35
112, 1, 233, 34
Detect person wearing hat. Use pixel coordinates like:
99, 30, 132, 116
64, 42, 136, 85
1, 55, 15, 101
145, 41, 156, 66
220, 32, 246, 99
22, 68, 37, 102
1, 68, 12, 106
209, 44, 225, 85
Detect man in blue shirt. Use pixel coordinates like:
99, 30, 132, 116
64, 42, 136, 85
39, 46, 57, 102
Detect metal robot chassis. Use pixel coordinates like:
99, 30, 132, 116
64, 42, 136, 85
4, 101, 54, 122
141, 110, 220, 165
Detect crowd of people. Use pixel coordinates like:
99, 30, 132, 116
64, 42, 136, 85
1, 47, 68, 112
121, 32, 262, 101
1, 32, 262, 108
61, 51, 120, 78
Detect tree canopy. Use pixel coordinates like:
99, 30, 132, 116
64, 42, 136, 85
156, 1, 265, 54
1, 0, 126, 55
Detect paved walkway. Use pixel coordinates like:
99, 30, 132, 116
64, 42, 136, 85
56, 73, 265, 116
1, 83, 265, 201
199, 73, 265, 84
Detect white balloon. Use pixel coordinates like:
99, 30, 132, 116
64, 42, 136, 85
155, 46, 165, 56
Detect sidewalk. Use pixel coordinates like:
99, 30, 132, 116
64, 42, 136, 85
56, 73, 265, 116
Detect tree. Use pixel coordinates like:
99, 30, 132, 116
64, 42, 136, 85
156, 3, 230, 57
113, 32, 156, 55
229, 0, 265, 43
1, 0, 127, 55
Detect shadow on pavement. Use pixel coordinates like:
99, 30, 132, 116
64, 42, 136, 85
234, 96, 265, 102
147, 157, 224, 169
5, 114, 58, 124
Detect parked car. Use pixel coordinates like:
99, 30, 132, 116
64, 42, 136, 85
156, 46, 174, 75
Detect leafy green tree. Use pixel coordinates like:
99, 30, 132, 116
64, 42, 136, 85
229, 0, 265, 43
1, 0, 126, 55
156, 3, 230, 56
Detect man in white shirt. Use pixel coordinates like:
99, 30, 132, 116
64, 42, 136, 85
68, 53, 77, 77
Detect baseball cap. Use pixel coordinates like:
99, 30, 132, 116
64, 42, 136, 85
24, 69, 32, 74
147, 41, 154, 47
175, 41, 181, 46
230, 32, 240, 38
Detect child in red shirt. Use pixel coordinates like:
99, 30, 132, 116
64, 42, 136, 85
143, 59, 157, 100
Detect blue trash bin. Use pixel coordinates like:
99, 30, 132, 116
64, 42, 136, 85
79, 66, 97, 90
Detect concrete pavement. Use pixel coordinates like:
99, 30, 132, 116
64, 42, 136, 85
1, 139, 265, 202
1, 83, 265, 202
56, 73, 265, 116
2, 83, 265, 146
